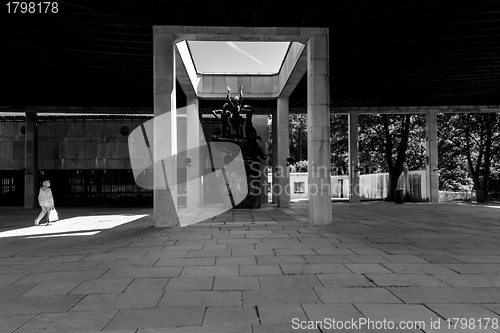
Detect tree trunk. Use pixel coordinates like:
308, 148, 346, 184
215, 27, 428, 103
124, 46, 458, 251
385, 115, 411, 201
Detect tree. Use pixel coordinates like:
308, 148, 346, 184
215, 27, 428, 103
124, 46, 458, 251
359, 114, 426, 201
439, 113, 500, 199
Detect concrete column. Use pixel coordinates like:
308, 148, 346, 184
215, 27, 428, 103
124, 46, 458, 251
24, 112, 38, 208
253, 115, 269, 204
186, 97, 202, 209
426, 111, 439, 202
153, 32, 178, 227
276, 98, 291, 207
348, 112, 360, 203
271, 112, 278, 204
307, 33, 332, 225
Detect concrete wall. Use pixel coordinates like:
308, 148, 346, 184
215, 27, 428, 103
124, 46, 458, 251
0, 119, 149, 170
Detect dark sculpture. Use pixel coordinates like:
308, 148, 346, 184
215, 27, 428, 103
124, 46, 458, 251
211, 85, 267, 209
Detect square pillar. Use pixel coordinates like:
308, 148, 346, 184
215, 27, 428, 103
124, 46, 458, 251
24, 112, 38, 208
271, 112, 278, 204
186, 97, 202, 209
426, 111, 439, 202
348, 112, 360, 203
153, 31, 178, 227
307, 32, 332, 225
276, 98, 291, 207
253, 114, 269, 204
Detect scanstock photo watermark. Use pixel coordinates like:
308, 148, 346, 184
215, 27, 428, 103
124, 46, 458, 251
127, 104, 371, 226
291, 317, 500, 331
128, 105, 249, 226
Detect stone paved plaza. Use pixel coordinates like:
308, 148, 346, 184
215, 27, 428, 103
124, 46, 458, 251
0, 202, 500, 332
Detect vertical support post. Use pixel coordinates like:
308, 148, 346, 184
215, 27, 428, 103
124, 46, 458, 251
307, 32, 332, 225
348, 112, 360, 203
271, 112, 278, 204
186, 96, 202, 209
426, 111, 439, 202
253, 115, 269, 204
24, 112, 38, 208
276, 98, 291, 207
153, 30, 178, 227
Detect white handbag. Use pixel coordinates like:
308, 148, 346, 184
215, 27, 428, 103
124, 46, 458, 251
48, 207, 59, 222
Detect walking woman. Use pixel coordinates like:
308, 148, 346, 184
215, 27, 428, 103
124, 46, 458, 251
35, 180, 54, 226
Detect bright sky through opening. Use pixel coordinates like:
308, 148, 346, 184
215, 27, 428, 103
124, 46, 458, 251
187, 41, 290, 74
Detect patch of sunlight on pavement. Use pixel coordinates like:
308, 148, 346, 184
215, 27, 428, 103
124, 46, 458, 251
457, 203, 500, 209
0, 214, 149, 239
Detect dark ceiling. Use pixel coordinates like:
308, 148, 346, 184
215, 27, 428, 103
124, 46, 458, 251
1, 0, 499, 109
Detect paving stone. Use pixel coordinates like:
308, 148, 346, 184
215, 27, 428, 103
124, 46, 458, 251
0, 314, 35, 333
303, 255, 351, 264
165, 277, 213, 290
382, 263, 458, 274
254, 244, 291, 250
280, 264, 351, 275
71, 278, 132, 294
355, 304, 438, 329
316, 273, 376, 287
159, 290, 241, 307
216, 256, 256, 265
414, 254, 464, 263
256, 256, 307, 265
0, 283, 36, 299
0, 273, 28, 285
243, 288, 321, 305
259, 275, 322, 289
155, 258, 215, 266
103, 307, 205, 330
100, 267, 182, 279
443, 264, 500, 274
365, 273, 450, 287
203, 306, 259, 325
94, 258, 158, 269
180, 266, 239, 277
425, 303, 500, 324
314, 287, 403, 303
257, 304, 308, 324
186, 250, 231, 257
0, 294, 84, 315
13, 310, 117, 333
312, 246, 354, 254
434, 274, 500, 287
142, 251, 189, 259
138, 325, 252, 333
70, 291, 162, 311
240, 265, 282, 276
124, 278, 169, 293
163, 244, 204, 251
345, 254, 391, 263
50, 261, 102, 272
0, 256, 49, 265
22, 281, 81, 296
14, 270, 107, 284
345, 263, 393, 273
213, 276, 260, 290
233, 249, 275, 256
387, 287, 500, 303
40, 255, 87, 263
302, 303, 364, 321
252, 323, 321, 332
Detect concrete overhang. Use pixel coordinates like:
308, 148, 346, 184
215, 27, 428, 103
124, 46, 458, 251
159, 26, 325, 101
